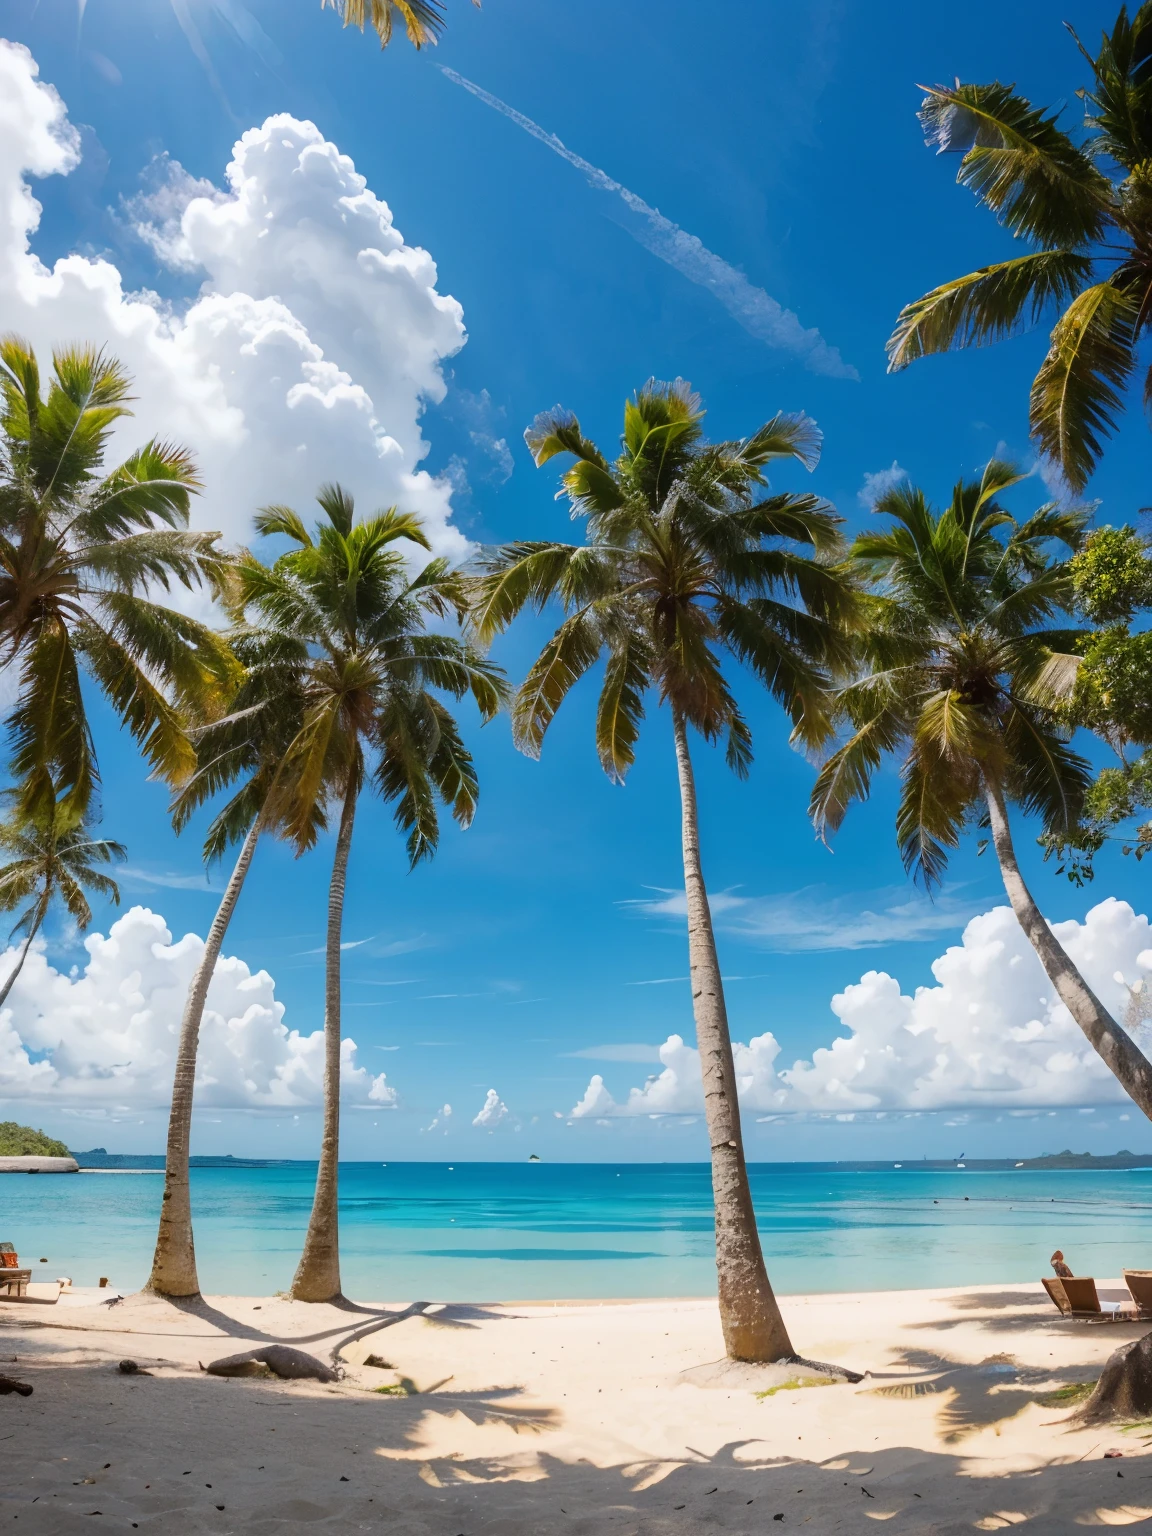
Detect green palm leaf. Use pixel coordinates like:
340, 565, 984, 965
1030, 280, 1140, 492
918, 82, 1110, 245
888, 251, 1094, 370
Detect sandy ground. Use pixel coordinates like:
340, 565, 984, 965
3, 1282, 1152, 1532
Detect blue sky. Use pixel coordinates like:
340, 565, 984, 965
2, 0, 1152, 1160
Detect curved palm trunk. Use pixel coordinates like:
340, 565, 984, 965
985, 778, 1152, 1118
0, 904, 46, 1012
146, 819, 263, 1298
290, 776, 359, 1303
672, 710, 795, 1362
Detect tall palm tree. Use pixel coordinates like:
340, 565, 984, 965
0, 338, 237, 821
471, 379, 856, 1363
235, 485, 505, 1302
147, 625, 318, 1298
810, 461, 1152, 1119
0, 793, 124, 1010
324, 0, 480, 49
887, 3, 1152, 492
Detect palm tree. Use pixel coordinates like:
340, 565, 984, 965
0, 793, 124, 1010
146, 625, 318, 1298
324, 0, 479, 49
235, 485, 505, 1302
810, 460, 1152, 1119
0, 338, 237, 821
470, 379, 856, 1363
887, 4, 1152, 492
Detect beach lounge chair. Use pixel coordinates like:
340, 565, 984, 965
1042, 1275, 1125, 1320
1123, 1269, 1152, 1318
0, 1243, 30, 1299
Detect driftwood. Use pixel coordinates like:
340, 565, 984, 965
202, 1345, 337, 1382
0, 1374, 32, 1396
1077, 1332, 1152, 1424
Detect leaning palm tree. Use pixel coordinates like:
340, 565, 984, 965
236, 485, 505, 1302
887, 3, 1152, 491
146, 625, 319, 1298
324, 0, 480, 49
810, 460, 1152, 1119
0, 792, 124, 1010
0, 338, 237, 820
471, 379, 857, 1363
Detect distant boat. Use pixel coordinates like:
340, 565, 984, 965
956, 1163, 966, 1168
529, 1154, 541, 1162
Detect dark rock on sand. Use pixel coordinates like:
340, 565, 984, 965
1077, 1332, 1152, 1423
204, 1345, 338, 1382
0, 1374, 33, 1396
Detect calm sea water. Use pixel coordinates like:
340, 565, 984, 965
4, 1161, 1152, 1299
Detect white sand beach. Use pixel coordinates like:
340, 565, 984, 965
3, 1282, 1151, 1532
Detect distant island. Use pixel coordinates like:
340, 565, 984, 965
1021, 1149, 1152, 1169
0, 1120, 71, 1158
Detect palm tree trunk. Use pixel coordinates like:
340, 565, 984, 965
290, 775, 359, 1302
672, 709, 794, 1362
985, 777, 1152, 1118
0, 904, 45, 1012
146, 818, 263, 1298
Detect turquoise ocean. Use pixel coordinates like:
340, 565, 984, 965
5, 1160, 1152, 1299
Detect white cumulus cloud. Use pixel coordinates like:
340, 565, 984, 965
0, 40, 468, 559
472, 1088, 509, 1128
571, 898, 1152, 1117
0, 906, 395, 1111
858, 461, 908, 509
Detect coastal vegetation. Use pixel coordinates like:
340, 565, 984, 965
0, 1120, 69, 1157
887, 3, 1152, 490
470, 379, 857, 1362
1041, 524, 1152, 883
0, 340, 235, 826
810, 462, 1152, 1122
323, 0, 480, 50
0, 794, 124, 1010
4, 0, 1152, 1372
235, 488, 504, 1303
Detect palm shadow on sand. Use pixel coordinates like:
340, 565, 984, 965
4, 1366, 1150, 1533
865, 1346, 1110, 1441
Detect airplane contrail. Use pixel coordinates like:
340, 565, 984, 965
439, 67, 857, 382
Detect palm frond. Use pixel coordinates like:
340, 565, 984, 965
1030, 280, 1140, 491
512, 610, 602, 758
887, 250, 1094, 369
918, 81, 1110, 245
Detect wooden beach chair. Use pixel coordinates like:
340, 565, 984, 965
1123, 1269, 1152, 1318
0, 1243, 31, 1299
1042, 1275, 1125, 1320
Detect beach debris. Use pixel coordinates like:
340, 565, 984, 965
117, 1359, 150, 1375
1077, 1334, 1152, 1424
0, 1374, 32, 1395
363, 1355, 393, 1369
682, 1355, 863, 1392
1105, 1449, 1125, 1458
203, 1345, 338, 1382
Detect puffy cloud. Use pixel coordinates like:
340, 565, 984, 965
0, 905, 394, 1111
472, 1088, 509, 1128
0, 41, 467, 559
858, 461, 908, 510
571, 899, 1152, 1117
